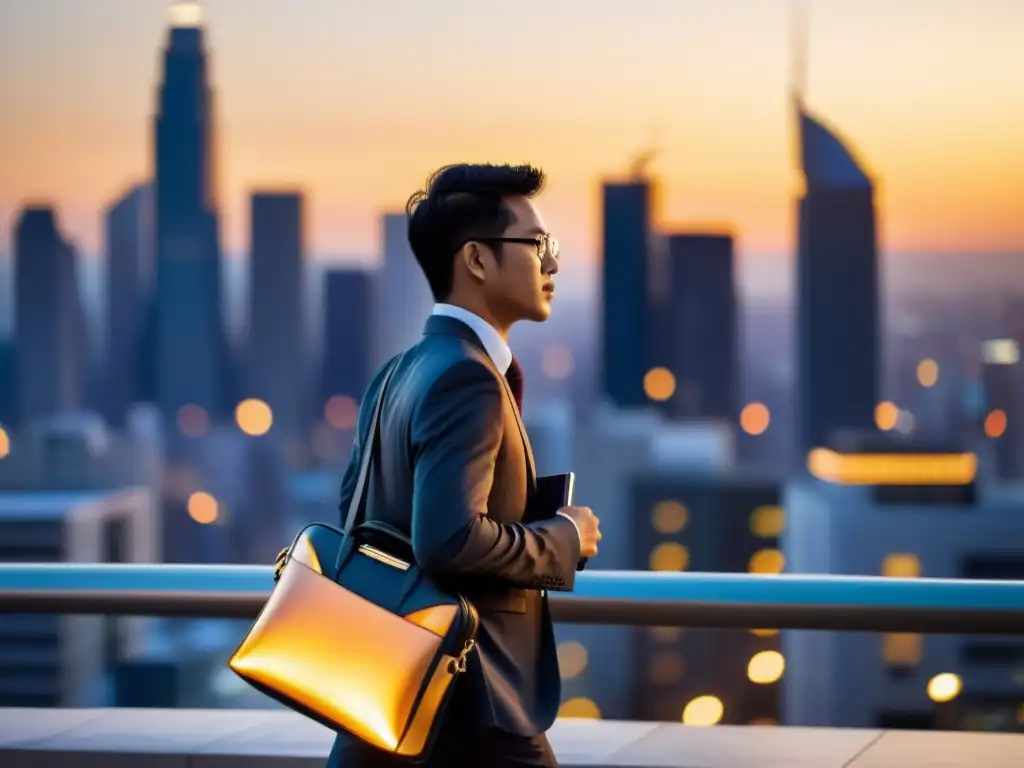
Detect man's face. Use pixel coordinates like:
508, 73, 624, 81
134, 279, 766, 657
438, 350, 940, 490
483, 196, 560, 325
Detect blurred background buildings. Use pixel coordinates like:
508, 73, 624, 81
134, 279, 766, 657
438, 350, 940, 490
1, 0, 1022, 734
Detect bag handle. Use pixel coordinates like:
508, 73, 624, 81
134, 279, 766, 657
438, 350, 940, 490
342, 355, 402, 535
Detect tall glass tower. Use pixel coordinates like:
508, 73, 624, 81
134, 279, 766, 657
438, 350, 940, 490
792, 6, 880, 453
600, 175, 652, 409
151, 1, 230, 426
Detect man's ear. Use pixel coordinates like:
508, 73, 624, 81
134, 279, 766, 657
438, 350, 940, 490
460, 241, 488, 283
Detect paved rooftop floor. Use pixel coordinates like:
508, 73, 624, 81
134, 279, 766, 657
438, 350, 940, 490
1, 708, 1023, 767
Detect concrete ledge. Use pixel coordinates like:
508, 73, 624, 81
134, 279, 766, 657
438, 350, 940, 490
1, 708, 1022, 767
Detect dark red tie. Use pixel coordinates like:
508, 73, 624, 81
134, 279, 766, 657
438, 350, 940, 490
505, 356, 524, 412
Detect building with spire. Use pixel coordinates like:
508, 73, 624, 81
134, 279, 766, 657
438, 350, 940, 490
151, 1, 232, 428
791, 6, 880, 453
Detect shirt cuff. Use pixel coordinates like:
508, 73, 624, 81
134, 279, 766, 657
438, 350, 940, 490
555, 510, 582, 547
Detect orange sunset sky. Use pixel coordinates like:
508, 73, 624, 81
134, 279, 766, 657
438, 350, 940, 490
1, 0, 1021, 264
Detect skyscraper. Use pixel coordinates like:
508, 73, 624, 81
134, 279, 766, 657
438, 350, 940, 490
600, 168, 654, 408
792, 17, 879, 453
152, 1, 230, 426
248, 191, 306, 444
13, 207, 88, 428
322, 269, 373, 409
373, 212, 433, 367
663, 232, 738, 420
105, 183, 154, 427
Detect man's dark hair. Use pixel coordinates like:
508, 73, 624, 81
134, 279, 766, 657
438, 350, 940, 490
406, 163, 546, 301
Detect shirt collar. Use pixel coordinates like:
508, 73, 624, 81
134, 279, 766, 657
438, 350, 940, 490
431, 303, 513, 374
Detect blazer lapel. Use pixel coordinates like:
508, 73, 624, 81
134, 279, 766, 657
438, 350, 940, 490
423, 315, 537, 491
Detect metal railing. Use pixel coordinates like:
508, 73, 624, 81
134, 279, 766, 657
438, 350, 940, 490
2, 563, 1023, 633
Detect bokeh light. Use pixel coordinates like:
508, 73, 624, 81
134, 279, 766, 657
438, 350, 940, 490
235, 398, 273, 436
176, 404, 209, 438
682, 695, 724, 726
324, 395, 358, 431
643, 367, 676, 402
187, 491, 218, 524
740, 402, 770, 435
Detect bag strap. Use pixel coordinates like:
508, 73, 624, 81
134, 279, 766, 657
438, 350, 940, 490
342, 356, 402, 534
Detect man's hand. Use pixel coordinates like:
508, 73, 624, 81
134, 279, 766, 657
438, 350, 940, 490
558, 506, 601, 559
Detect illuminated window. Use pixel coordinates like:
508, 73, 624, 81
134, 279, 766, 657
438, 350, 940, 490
749, 506, 785, 538
916, 359, 939, 388
681, 695, 723, 726
558, 697, 601, 718
881, 553, 921, 578
556, 641, 588, 679
807, 448, 977, 486
748, 548, 785, 574
649, 542, 689, 571
739, 403, 770, 435
883, 633, 922, 665
652, 500, 688, 534
643, 367, 676, 402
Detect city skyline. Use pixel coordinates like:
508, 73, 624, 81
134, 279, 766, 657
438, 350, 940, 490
1, 0, 1022, 263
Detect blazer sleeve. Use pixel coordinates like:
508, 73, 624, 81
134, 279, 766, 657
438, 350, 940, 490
409, 358, 580, 591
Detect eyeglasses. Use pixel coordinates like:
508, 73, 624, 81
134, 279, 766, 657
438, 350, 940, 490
475, 234, 559, 263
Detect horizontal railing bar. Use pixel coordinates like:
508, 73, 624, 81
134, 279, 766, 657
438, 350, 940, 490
1, 563, 1022, 633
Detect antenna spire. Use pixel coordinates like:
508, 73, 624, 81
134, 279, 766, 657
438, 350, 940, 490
790, 0, 808, 106
630, 110, 662, 179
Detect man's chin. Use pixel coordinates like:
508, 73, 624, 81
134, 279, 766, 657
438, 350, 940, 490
526, 302, 553, 322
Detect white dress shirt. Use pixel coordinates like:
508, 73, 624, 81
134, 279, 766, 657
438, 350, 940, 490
430, 304, 582, 545
432, 303, 512, 374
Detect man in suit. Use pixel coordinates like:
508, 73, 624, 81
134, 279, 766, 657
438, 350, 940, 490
325, 163, 601, 767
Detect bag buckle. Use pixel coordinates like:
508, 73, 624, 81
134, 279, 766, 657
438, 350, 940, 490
448, 639, 476, 675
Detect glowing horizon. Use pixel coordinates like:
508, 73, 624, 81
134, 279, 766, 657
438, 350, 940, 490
1, 0, 1021, 261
